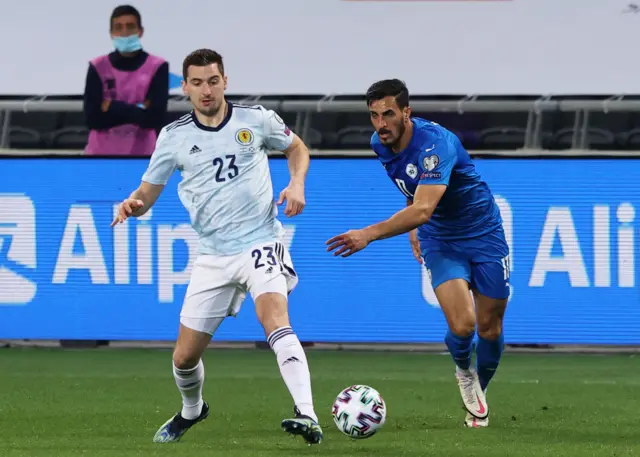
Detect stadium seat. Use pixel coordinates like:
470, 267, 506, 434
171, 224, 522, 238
448, 130, 464, 143
303, 128, 323, 147
478, 127, 527, 149
336, 126, 373, 148
50, 126, 89, 149
454, 130, 482, 150
553, 128, 615, 150
583, 128, 616, 150
8, 127, 42, 149
618, 128, 640, 149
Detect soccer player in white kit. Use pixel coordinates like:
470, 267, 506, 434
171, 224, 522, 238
111, 49, 322, 445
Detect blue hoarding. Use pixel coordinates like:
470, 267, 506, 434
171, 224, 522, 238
0, 157, 639, 344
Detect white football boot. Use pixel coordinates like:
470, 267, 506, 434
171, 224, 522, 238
464, 411, 489, 428
455, 367, 489, 420
464, 387, 489, 428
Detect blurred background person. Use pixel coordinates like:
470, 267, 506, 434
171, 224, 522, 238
83, 5, 169, 156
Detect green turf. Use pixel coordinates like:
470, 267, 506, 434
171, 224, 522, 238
0, 348, 639, 456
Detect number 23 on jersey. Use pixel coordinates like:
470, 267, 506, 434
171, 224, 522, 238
212, 154, 239, 183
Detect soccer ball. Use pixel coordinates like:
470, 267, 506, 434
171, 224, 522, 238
331, 385, 387, 439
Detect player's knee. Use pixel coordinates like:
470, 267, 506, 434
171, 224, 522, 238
255, 292, 290, 335
477, 320, 503, 340
172, 348, 200, 370
474, 294, 507, 340
449, 315, 476, 338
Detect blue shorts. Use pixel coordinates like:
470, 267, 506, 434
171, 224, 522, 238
420, 228, 510, 300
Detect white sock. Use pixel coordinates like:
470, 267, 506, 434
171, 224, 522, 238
268, 326, 317, 423
173, 359, 205, 420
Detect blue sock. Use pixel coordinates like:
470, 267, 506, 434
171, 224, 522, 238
444, 330, 474, 370
476, 333, 504, 391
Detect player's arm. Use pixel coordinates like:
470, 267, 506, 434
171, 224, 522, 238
125, 181, 165, 217
364, 184, 446, 241
407, 198, 423, 263
263, 108, 310, 216
111, 181, 164, 226
406, 197, 416, 235
326, 184, 446, 257
363, 141, 455, 242
264, 109, 309, 184
111, 128, 177, 226
278, 134, 310, 216
281, 134, 310, 185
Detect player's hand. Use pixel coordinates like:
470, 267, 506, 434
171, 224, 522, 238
326, 229, 372, 258
409, 228, 423, 264
277, 180, 305, 217
111, 198, 144, 227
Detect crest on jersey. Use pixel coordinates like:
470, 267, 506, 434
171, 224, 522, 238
406, 163, 418, 179
235, 128, 254, 145
423, 154, 440, 171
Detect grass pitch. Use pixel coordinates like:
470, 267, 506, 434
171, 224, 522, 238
0, 348, 638, 456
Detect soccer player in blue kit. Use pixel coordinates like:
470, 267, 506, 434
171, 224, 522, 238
326, 79, 509, 428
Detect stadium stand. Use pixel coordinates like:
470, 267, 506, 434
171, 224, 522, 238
3, 94, 640, 151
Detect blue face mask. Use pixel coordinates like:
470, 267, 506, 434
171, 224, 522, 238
112, 35, 142, 53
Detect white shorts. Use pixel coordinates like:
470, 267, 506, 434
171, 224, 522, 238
179, 240, 298, 335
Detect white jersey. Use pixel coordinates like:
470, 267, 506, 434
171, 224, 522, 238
141, 103, 294, 256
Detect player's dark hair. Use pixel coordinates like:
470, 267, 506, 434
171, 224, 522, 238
365, 79, 410, 110
110, 5, 142, 29
182, 49, 225, 80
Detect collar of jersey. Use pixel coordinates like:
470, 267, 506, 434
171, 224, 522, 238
191, 101, 234, 132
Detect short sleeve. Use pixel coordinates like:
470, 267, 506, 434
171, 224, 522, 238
141, 128, 177, 185
262, 108, 294, 151
417, 139, 457, 186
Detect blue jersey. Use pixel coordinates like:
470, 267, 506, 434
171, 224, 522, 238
371, 117, 502, 241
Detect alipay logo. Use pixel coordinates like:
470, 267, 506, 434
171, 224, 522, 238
0, 195, 37, 305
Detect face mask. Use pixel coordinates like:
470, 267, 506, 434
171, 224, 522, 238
112, 35, 142, 53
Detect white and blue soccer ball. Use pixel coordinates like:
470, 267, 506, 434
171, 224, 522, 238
332, 385, 387, 439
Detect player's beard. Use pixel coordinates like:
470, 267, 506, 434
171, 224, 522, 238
380, 121, 406, 148
394, 121, 406, 147
196, 99, 222, 117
